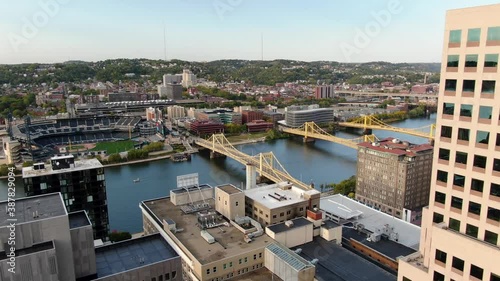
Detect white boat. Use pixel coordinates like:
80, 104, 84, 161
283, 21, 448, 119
133, 178, 140, 183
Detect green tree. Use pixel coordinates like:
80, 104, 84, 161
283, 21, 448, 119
22, 161, 34, 167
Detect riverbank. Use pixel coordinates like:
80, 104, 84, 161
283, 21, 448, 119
102, 154, 173, 168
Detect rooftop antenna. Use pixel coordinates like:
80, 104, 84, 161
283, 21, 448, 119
261, 32, 264, 61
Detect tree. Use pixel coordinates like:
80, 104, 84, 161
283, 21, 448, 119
22, 161, 34, 167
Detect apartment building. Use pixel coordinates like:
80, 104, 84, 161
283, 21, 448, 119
398, 4, 500, 281
356, 138, 434, 224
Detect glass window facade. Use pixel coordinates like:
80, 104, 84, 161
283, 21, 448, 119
445, 79, 457, 91
443, 103, 455, 115
460, 104, 473, 117
485, 54, 499, 67
450, 30, 462, 43
462, 80, 476, 92
447, 55, 459, 67
476, 130, 490, 144
482, 80, 496, 94
479, 106, 493, 119
467, 28, 481, 42
465, 55, 478, 67
487, 26, 500, 41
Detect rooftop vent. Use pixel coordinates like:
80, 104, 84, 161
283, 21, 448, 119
285, 220, 294, 228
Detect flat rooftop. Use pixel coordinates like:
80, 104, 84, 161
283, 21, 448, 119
170, 184, 212, 194
0, 241, 54, 260
0, 193, 66, 226
320, 195, 420, 250
292, 237, 396, 281
267, 217, 312, 234
217, 184, 242, 195
68, 211, 91, 229
244, 182, 320, 210
22, 158, 103, 178
95, 233, 179, 278
343, 227, 415, 260
142, 197, 273, 264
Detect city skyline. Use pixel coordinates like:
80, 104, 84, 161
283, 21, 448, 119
1, 0, 499, 64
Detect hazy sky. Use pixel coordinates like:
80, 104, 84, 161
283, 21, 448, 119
0, 0, 499, 64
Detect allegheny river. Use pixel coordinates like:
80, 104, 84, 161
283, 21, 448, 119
0, 114, 436, 234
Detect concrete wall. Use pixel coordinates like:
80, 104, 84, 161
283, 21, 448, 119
264, 248, 314, 281
170, 188, 213, 206
0, 215, 76, 281
70, 225, 97, 279
0, 245, 59, 281
266, 224, 313, 248
94, 257, 182, 281
201, 248, 266, 281
215, 188, 245, 220
320, 225, 342, 244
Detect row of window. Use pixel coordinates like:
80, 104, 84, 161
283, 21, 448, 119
447, 54, 499, 68
444, 79, 496, 94
149, 271, 177, 281
440, 126, 500, 147
438, 149, 500, 171
433, 212, 498, 246
209, 263, 264, 281
435, 172, 500, 197
434, 190, 499, 218
208, 253, 264, 275
443, 103, 493, 119
449, 26, 500, 44
434, 249, 500, 281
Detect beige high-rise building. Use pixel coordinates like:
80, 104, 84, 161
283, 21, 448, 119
398, 4, 500, 281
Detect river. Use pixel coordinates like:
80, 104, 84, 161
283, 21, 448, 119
0, 114, 436, 233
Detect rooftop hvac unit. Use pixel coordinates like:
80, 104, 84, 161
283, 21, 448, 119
200, 230, 215, 244
285, 220, 294, 228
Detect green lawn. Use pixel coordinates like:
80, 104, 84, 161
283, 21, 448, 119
91, 140, 136, 153
226, 132, 268, 143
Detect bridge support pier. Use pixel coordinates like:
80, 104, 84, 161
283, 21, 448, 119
303, 137, 316, 143
210, 151, 227, 159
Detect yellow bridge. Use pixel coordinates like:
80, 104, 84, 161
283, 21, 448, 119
339, 115, 436, 140
195, 134, 313, 190
281, 122, 379, 149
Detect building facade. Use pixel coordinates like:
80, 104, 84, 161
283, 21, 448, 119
356, 138, 434, 224
167, 105, 186, 119
398, 4, 500, 281
22, 156, 110, 241
315, 85, 335, 99
284, 105, 334, 127
166, 83, 183, 100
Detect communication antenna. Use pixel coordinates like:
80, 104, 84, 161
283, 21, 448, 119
163, 22, 167, 61
261, 32, 264, 61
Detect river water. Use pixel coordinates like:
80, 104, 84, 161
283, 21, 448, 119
0, 114, 436, 233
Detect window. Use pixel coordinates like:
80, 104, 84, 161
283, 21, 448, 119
152, 278, 156, 281
207, 269, 210, 275
468, 28, 481, 42
213, 267, 217, 273
441, 126, 452, 138
443, 103, 455, 115
476, 131, 489, 144
471, 179, 484, 193
455, 151, 468, 164
286, 210, 291, 215
435, 191, 446, 204
491, 273, 500, 281
470, 264, 483, 280
488, 207, 500, 222
487, 26, 500, 41
229, 262, 232, 267
433, 212, 444, 223
280, 212, 284, 217
235, 201, 239, 206
479, 106, 492, 120
438, 148, 450, 161
468, 201, 481, 215
403, 277, 412, 281
223, 263, 227, 270
466, 224, 479, 238
485, 54, 499, 67
254, 254, 257, 260
495, 159, 500, 172
460, 104, 473, 117
259, 253, 262, 258
452, 257, 464, 271
445, 79, 457, 91
272, 215, 276, 218
449, 218, 460, 231
453, 174, 465, 187
244, 257, 247, 263
433, 271, 445, 281
239, 258, 242, 264
172, 271, 176, 278
449, 30, 462, 43
447, 55, 459, 67
165, 273, 170, 280
497, 134, 500, 146
458, 128, 470, 141
473, 155, 487, 169
437, 170, 448, 183
485, 230, 498, 245
482, 80, 496, 94
159, 275, 163, 281
491, 183, 500, 197
435, 249, 447, 264
451, 196, 463, 209
465, 55, 479, 68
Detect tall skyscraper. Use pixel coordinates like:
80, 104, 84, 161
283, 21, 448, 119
22, 155, 110, 241
398, 4, 500, 281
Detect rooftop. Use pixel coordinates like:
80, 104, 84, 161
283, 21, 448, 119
358, 137, 433, 157
68, 211, 91, 229
244, 182, 319, 210
217, 184, 243, 195
292, 237, 396, 281
22, 158, 103, 178
342, 227, 415, 260
142, 197, 273, 264
266, 243, 314, 271
266, 217, 312, 234
0, 193, 66, 226
320, 195, 420, 250
0, 241, 54, 261
232, 267, 283, 281
95, 234, 178, 278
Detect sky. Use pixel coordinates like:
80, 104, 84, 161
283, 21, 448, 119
0, 0, 499, 64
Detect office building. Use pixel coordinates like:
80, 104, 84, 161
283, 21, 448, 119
167, 105, 186, 119
242, 110, 264, 124
284, 105, 334, 127
356, 138, 434, 224
182, 69, 197, 88
166, 83, 183, 100
315, 85, 335, 99
158, 85, 168, 97
188, 120, 224, 136
163, 74, 182, 85
0, 193, 182, 281
398, 4, 500, 281
22, 156, 109, 241
246, 120, 274, 133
